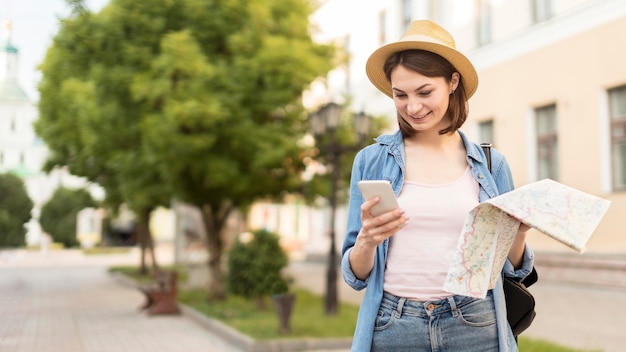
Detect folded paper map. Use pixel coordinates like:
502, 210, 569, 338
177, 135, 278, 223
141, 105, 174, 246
444, 178, 611, 298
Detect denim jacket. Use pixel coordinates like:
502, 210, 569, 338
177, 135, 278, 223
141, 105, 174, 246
341, 130, 534, 352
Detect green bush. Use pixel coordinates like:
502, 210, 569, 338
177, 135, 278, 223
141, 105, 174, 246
227, 229, 290, 305
39, 187, 97, 248
0, 173, 33, 248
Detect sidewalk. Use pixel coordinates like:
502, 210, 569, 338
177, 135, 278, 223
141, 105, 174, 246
0, 248, 242, 352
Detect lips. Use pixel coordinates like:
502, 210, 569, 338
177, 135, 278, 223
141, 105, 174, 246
409, 111, 431, 119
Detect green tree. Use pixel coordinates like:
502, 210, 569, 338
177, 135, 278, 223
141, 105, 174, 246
35, 0, 177, 273
35, 0, 336, 299
0, 173, 33, 248
39, 187, 97, 248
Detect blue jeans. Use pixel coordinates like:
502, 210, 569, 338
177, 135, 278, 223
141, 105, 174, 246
372, 291, 498, 351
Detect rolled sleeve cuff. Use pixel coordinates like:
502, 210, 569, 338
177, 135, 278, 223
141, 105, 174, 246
341, 248, 369, 291
503, 243, 535, 281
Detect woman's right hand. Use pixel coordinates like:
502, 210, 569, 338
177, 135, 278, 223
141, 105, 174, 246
357, 196, 409, 247
349, 196, 409, 280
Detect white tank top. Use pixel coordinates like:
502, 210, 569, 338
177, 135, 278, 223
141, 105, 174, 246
383, 166, 479, 301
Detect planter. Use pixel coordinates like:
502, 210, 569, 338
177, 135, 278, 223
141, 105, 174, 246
271, 293, 296, 334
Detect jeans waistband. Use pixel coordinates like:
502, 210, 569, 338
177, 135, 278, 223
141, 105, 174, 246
381, 291, 491, 317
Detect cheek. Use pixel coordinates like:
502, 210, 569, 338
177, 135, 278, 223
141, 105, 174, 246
434, 95, 450, 112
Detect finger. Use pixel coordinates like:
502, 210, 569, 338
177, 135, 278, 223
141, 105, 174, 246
360, 196, 381, 219
365, 210, 409, 239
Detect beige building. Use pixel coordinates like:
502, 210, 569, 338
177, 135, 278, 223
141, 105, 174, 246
461, 1, 626, 253
309, 0, 626, 254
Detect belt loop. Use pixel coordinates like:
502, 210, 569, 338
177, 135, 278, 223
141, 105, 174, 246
395, 297, 406, 317
448, 296, 459, 317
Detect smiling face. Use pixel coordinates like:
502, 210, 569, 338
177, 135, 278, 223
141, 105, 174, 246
390, 65, 458, 135
383, 50, 468, 137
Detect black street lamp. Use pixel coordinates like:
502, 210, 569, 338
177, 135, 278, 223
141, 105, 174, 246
310, 102, 370, 315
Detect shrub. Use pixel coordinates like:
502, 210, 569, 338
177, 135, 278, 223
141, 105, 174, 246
227, 229, 289, 307
0, 173, 33, 248
39, 187, 97, 248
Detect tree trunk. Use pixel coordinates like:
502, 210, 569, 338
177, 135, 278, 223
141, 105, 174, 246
137, 207, 158, 275
200, 203, 233, 301
138, 222, 148, 275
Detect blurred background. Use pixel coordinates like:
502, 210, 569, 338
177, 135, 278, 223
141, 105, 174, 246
1, 1, 626, 351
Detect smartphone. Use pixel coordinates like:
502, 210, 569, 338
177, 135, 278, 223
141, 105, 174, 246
357, 180, 399, 217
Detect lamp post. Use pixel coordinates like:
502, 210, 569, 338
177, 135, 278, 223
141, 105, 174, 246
310, 103, 370, 315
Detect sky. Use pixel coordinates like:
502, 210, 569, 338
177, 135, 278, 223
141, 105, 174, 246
0, 0, 109, 101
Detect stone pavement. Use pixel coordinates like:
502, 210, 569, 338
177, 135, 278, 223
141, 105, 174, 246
2, 247, 626, 352
0, 248, 243, 352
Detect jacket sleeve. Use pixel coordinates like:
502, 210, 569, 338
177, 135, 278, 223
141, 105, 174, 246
341, 150, 370, 291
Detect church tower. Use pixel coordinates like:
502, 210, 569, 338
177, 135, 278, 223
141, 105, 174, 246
0, 19, 45, 178
1, 20, 20, 82
0, 19, 49, 246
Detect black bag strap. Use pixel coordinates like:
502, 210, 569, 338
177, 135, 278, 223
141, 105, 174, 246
480, 143, 493, 173
480, 142, 538, 288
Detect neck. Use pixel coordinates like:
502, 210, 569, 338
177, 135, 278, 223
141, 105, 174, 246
405, 130, 460, 149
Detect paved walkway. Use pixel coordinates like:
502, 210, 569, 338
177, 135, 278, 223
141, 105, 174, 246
0, 248, 242, 352
2, 247, 626, 352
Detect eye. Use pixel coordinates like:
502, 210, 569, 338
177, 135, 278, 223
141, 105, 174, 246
393, 93, 407, 98
419, 91, 432, 96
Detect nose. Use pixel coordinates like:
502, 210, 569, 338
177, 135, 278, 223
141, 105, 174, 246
406, 97, 422, 115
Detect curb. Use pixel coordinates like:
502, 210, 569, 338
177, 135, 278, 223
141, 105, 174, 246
533, 252, 626, 290
535, 251, 626, 270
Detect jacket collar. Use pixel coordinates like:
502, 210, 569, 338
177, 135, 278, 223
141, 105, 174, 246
374, 129, 487, 166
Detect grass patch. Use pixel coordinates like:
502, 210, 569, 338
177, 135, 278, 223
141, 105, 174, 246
517, 337, 601, 352
83, 247, 132, 255
178, 288, 358, 340
26, 242, 65, 251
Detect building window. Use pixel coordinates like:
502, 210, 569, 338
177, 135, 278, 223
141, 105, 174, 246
609, 85, 626, 191
476, 0, 492, 46
533, 0, 553, 23
10, 118, 16, 132
535, 104, 558, 180
401, 0, 413, 30
379, 10, 387, 45
478, 119, 494, 144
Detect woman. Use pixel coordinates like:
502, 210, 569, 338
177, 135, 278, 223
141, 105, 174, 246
341, 20, 534, 351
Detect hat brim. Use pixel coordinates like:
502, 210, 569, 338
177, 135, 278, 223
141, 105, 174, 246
366, 37, 479, 99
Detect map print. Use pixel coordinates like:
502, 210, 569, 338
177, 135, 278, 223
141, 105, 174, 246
444, 178, 611, 298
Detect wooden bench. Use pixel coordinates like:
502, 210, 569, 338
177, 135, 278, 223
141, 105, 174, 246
139, 270, 180, 315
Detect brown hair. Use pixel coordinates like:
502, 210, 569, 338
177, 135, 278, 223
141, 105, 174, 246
383, 50, 468, 136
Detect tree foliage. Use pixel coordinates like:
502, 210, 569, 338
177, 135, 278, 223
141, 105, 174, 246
39, 187, 97, 248
35, 0, 336, 299
0, 173, 33, 248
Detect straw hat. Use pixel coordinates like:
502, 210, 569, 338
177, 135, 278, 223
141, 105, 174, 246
366, 20, 478, 99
